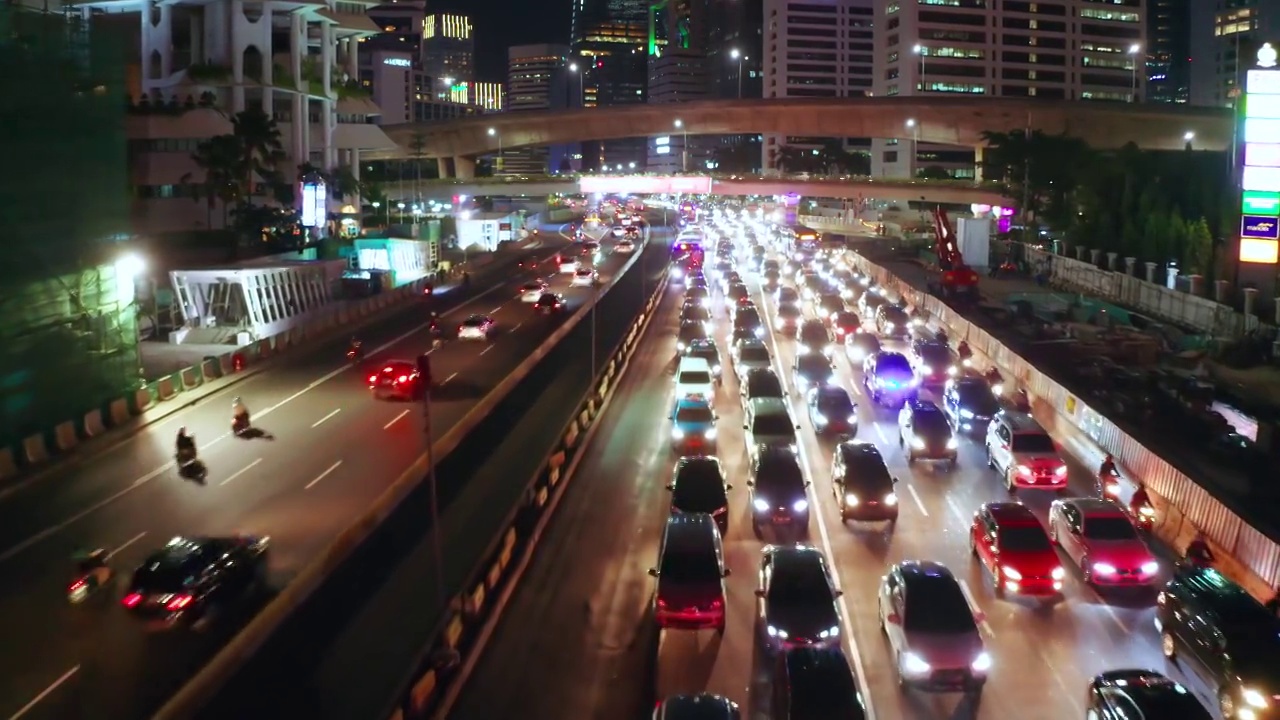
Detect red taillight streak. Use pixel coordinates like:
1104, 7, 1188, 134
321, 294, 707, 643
367, 375, 377, 383
397, 375, 408, 383
166, 594, 193, 611
122, 593, 143, 608
69, 579, 86, 591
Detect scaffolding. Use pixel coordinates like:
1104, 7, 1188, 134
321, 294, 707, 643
0, 5, 136, 446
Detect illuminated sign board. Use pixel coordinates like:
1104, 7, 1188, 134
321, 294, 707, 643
1243, 191, 1280, 214
578, 175, 713, 195
383, 57, 411, 67
655, 136, 670, 145
1246, 143, 1280, 167
1244, 118, 1280, 143
1248, 93, 1280, 119
1242, 214, 1280, 240
300, 181, 326, 228
1244, 165, 1280, 192
1241, 238, 1280, 264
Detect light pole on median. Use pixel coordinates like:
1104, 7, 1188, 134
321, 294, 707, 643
568, 62, 585, 107
730, 48, 747, 99
488, 127, 502, 174
674, 118, 688, 173
913, 44, 926, 92
418, 353, 446, 615
1128, 43, 1142, 103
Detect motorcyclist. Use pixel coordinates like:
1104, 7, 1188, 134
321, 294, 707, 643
347, 336, 364, 363
957, 340, 973, 362
1099, 454, 1118, 480
73, 549, 111, 589
429, 312, 442, 335
175, 426, 196, 463
1185, 531, 1215, 567
232, 397, 250, 431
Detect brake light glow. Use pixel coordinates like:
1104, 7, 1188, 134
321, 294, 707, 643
397, 375, 408, 383
122, 592, 143, 608
69, 579, 86, 592
166, 594, 194, 611
367, 375, 377, 384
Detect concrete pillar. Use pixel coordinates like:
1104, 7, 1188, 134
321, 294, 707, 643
1215, 279, 1230, 303
436, 158, 453, 179
972, 145, 984, 183
157, 4, 174, 79
1075, 246, 1087, 261
1144, 262, 1157, 283
1188, 274, 1205, 296
229, 0, 246, 112
1244, 287, 1259, 317
1166, 266, 1179, 289
1090, 249, 1102, 265
1124, 257, 1137, 275
453, 156, 476, 179
345, 37, 358, 79
321, 22, 333, 95
1106, 252, 1118, 271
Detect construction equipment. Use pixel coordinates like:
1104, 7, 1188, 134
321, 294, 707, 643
931, 207, 980, 303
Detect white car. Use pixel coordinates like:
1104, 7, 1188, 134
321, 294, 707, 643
457, 314, 495, 340
674, 357, 716, 403
559, 258, 580, 274
518, 281, 548, 303
571, 268, 598, 287
615, 239, 636, 253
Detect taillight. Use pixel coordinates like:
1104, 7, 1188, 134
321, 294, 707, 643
367, 375, 377, 384
710, 598, 723, 610
122, 592, 143, 608
656, 598, 667, 609
836, 327, 846, 334
69, 579, 86, 592
166, 594, 194, 611
397, 375, 408, 383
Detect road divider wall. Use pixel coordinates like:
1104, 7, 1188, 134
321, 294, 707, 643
0, 239, 552, 485
385, 261, 669, 720
154, 237, 664, 720
848, 253, 1280, 603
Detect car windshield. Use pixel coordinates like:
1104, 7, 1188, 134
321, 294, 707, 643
819, 296, 843, 312
1083, 515, 1138, 540
659, 547, 717, 583
876, 355, 912, 376
521, 283, 542, 291
749, 374, 784, 397
913, 410, 951, 436
686, 288, 708, 299
132, 548, 211, 591
818, 390, 852, 413
735, 310, 761, 326
881, 307, 908, 323
752, 413, 795, 436
462, 317, 487, 326
778, 304, 802, 318
757, 455, 803, 485
835, 312, 860, 327
846, 453, 892, 487
771, 561, 830, 603
740, 345, 770, 363
679, 371, 713, 385
800, 325, 828, 344
683, 307, 711, 321
576, 269, 592, 276
676, 405, 714, 424
956, 384, 999, 414
797, 355, 832, 375
729, 285, 748, 298
689, 345, 718, 361
918, 345, 952, 364
999, 524, 1052, 551
1011, 433, 1056, 453
778, 288, 799, 301
672, 467, 725, 511
679, 323, 706, 339
852, 334, 881, 351
904, 577, 975, 634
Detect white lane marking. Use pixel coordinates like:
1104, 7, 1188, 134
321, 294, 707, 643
218, 458, 263, 486
512, 321, 524, 331
946, 495, 967, 522
906, 483, 929, 517
442, 372, 459, 384
104, 531, 147, 560
7, 666, 79, 720
873, 423, 890, 446
479, 345, 494, 356
305, 461, 344, 490
311, 408, 341, 428
957, 579, 994, 637
489, 304, 504, 314
383, 409, 410, 430
1093, 592, 1128, 635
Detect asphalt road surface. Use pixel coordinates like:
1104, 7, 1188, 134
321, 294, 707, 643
448, 251, 1215, 720
0, 224, 634, 720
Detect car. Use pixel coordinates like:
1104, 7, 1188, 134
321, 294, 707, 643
1086, 670, 1212, 720
653, 694, 741, 720
1155, 565, 1280, 718
763, 258, 781, 273
843, 330, 881, 363
122, 535, 269, 627
910, 339, 958, 385
985, 411, 1068, 492
676, 319, 711, 354
828, 310, 861, 341
806, 385, 857, 437
897, 400, 958, 466
516, 255, 542, 273
728, 299, 758, 324
773, 648, 869, 720
648, 514, 729, 632
773, 303, 803, 335
683, 338, 722, 381
744, 398, 800, 456
878, 561, 990, 694
533, 292, 565, 314
615, 238, 636, 253
667, 456, 732, 535
970, 502, 1064, 597
792, 353, 837, 394
815, 293, 846, 323
730, 338, 772, 381
611, 224, 626, 236
680, 301, 713, 329
720, 270, 743, 293
367, 360, 424, 400
558, 256, 580, 274
775, 286, 800, 307
741, 368, 786, 412
875, 304, 911, 338
799, 272, 824, 299
457, 314, 495, 340
747, 447, 810, 534
857, 289, 888, 318
942, 377, 1000, 433
1049, 498, 1159, 586
571, 267, 598, 287
755, 545, 842, 650
830, 441, 897, 522
863, 351, 918, 407
675, 357, 716, 402
762, 267, 781, 289
796, 319, 834, 357
518, 280, 548, 302
581, 240, 601, 255
671, 396, 718, 453
684, 285, 711, 308
731, 307, 765, 340
726, 282, 750, 305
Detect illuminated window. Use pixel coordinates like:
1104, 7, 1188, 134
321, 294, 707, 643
1080, 8, 1139, 23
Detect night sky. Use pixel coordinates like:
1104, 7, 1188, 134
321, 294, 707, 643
427, 0, 571, 82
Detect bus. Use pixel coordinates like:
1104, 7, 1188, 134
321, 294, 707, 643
778, 224, 821, 256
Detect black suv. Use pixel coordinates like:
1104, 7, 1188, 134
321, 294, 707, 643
942, 377, 999, 434
1156, 565, 1280, 719
755, 545, 842, 651
773, 648, 868, 720
667, 456, 732, 534
122, 535, 269, 626
653, 694, 741, 720
797, 319, 832, 356
748, 448, 810, 535
1087, 669, 1211, 720
831, 441, 898, 523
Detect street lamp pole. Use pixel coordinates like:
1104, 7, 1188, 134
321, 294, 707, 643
674, 118, 687, 173
568, 62, 585, 106
418, 355, 446, 614
488, 127, 502, 174
1128, 44, 1141, 103
730, 49, 746, 98
905, 118, 919, 177
913, 44, 926, 92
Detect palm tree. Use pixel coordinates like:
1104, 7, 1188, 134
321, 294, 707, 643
183, 134, 243, 230
232, 106, 286, 201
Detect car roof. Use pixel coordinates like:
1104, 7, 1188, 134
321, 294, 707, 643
997, 411, 1046, 434
663, 513, 719, 550
764, 543, 825, 566
838, 440, 882, 462
379, 360, 415, 370
872, 350, 908, 364
675, 396, 714, 412
896, 560, 957, 584
1066, 498, 1129, 517
983, 502, 1038, 524
735, 337, 767, 350
675, 456, 722, 476
905, 399, 941, 414
656, 694, 740, 720
749, 397, 790, 413
688, 338, 717, 350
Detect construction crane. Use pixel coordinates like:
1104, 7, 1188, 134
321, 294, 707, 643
930, 207, 980, 303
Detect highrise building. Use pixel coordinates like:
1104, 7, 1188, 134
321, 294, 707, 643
422, 12, 474, 98
462, 81, 505, 111
763, 0, 875, 171
571, 0, 649, 168
504, 44, 577, 175
648, 0, 709, 172
706, 0, 764, 172
1189, 0, 1280, 107
1147, 0, 1191, 103
358, 48, 420, 123
871, 0, 1146, 179
367, 1, 425, 57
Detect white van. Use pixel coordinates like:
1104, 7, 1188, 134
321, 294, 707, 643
675, 357, 716, 403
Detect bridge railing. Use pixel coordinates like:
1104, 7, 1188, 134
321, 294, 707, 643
381, 172, 1006, 191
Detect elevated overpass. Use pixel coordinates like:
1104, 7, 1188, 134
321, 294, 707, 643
382, 174, 1016, 206
379, 97, 1231, 178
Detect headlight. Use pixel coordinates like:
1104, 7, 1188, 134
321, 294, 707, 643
701, 298, 711, 307
1092, 562, 1117, 575
947, 365, 959, 376
1243, 688, 1269, 709
767, 625, 788, 639
884, 322, 895, 332
827, 374, 838, 384
971, 652, 993, 673
754, 327, 764, 338
677, 341, 686, 351
1001, 566, 1023, 580
901, 652, 931, 674
1054, 465, 1068, 477
704, 428, 717, 440
884, 493, 898, 505
911, 437, 925, 450
1141, 561, 1159, 575
847, 413, 858, 424
813, 412, 828, 424
848, 348, 865, 361
1139, 506, 1156, 517
1051, 566, 1065, 580
959, 409, 975, 419
818, 625, 840, 639
919, 364, 932, 375
845, 493, 859, 506
946, 437, 958, 449
775, 319, 787, 330
711, 364, 722, 375
672, 268, 683, 279
910, 317, 923, 327
796, 376, 808, 389
753, 498, 770, 512
992, 383, 1004, 395
671, 427, 685, 440
793, 499, 809, 512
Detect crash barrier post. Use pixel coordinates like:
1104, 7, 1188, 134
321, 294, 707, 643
382, 268, 669, 720
53, 422, 78, 453
180, 366, 201, 390
83, 410, 107, 438
0, 448, 16, 481
156, 375, 178, 401
153, 241, 662, 720
22, 434, 48, 465
847, 252, 1280, 603
201, 358, 221, 383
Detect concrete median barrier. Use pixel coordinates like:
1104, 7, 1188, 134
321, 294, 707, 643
108, 397, 130, 426
53, 421, 78, 452
0, 448, 16, 481
83, 409, 106, 438
21, 434, 48, 465
180, 366, 201, 389
200, 358, 221, 382
157, 375, 178, 401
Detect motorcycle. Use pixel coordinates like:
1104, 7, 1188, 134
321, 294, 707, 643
175, 446, 207, 482
1129, 502, 1156, 532
231, 412, 251, 435
68, 553, 113, 604
1096, 469, 1123, 500
346, 345, 363, 364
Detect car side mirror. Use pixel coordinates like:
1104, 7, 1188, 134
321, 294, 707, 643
647, 568, 658, 577
892, 477, 900, 484
665, 483, 674, 491
796, 424, 802, 430
805, 481, 812, 488
746, 481, 755, 488
743, 423, 749, 430
974, 610, 987, 624
834, 589, 844, 598
754, 588, 765, 598
725, 483, 734, 490
886, 612, 901, 625
723, 568, 732, 577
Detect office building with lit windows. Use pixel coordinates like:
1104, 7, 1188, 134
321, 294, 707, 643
871, 0, 1146, 180
1147, 0, 1190, 103
453, 81, 504, 110
423, 12, 474, 97
648, 0, 709, 172
762, 0, 875, 171
1189, 0, 1280, 107
504, 44, 578, 175
571, 0, 649, 169
706, 0, 765, 172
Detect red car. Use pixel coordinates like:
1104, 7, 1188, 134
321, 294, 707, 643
1049, 498, 1159, 586
971, 502, 1065, 597
368, 360, 423, 400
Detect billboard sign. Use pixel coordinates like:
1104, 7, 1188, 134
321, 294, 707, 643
1242, 44, 1280, 263
578, 175, 713, 195
1242, 215, 1280, 240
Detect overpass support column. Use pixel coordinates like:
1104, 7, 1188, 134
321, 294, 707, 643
973, 145, 984, 183
436, 158, 454, 179
453, 156, 476, 180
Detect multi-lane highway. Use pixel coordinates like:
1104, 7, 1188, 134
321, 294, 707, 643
448, 249, 1199, 719
0, 224, 637, 720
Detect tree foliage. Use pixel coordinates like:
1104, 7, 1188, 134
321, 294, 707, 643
769, 141, 870, 176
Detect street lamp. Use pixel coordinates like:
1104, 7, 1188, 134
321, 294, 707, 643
568, 62, 585, 107
730, 48, 747, 98
440, 76, 454, 101
1184, 130, 1196, 150
628, 161, 636, 171
396, 201, 405, 223
905, 118, 920, 177
674, 118, 688, 172
488, 127, 502, 174
913, 44, 926, 92
1128, 44, 1142, 103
